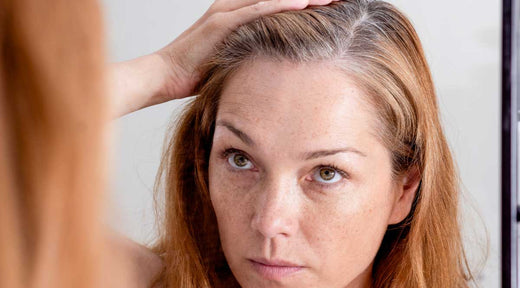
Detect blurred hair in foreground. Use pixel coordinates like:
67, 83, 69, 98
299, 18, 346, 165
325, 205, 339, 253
0, 0, 129, 287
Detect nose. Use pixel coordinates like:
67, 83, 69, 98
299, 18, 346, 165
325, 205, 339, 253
250, 175, 299, 239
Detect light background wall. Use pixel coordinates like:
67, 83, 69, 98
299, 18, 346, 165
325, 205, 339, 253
101, 0, 501, 286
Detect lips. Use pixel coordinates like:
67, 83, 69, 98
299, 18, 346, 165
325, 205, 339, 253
248, 258, 305, 280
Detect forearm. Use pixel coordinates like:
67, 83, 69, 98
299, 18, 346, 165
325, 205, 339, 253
109, 53, 172, 118
107, 0, 338, 118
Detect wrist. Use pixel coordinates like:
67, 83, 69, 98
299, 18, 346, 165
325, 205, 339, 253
137, 52, 174, 108
110, 54, 170, 116
154, 48, 200, 102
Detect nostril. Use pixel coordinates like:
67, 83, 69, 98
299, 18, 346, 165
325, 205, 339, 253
249, 177, 300, 238
250, 203, 298, 239
251, 214, 287, 239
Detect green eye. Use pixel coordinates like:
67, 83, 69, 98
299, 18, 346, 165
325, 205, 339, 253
314, 166, 343, 184
227, 152, 253, 170
233, 154, 249, 167
319, 168, 336, 181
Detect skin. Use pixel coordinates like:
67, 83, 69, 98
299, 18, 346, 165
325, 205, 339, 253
111, 1, 341, 287
208, 59, 420, 288
110, 0, 339, 117
108, 232, 163, 288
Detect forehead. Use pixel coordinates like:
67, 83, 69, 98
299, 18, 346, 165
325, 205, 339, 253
216, 59, 378, 153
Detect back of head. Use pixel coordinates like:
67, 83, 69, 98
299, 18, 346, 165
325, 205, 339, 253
155, 1, 474, 287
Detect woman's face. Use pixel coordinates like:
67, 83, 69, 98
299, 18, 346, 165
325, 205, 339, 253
208, 59, 416, 288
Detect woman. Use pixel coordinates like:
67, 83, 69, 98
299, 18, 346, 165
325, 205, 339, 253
0, 0, 334, 287
150, 0, 477, 287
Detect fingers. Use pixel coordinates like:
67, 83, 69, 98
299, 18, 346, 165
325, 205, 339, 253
210, 0, 340, 16
217, 0, 338, 31
309, 0, 341, 5
210, 0, 266, 13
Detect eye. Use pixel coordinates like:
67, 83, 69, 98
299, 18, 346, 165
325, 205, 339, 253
313, 166, 344, 184
226, 151, 254, 170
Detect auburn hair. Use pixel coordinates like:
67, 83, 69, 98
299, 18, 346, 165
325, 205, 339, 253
152, 0, 475, 287
0, 0, 129, 287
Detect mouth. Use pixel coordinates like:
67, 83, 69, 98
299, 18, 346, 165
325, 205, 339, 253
248, 258, 305, 280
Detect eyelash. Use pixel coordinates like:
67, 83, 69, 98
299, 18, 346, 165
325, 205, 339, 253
313, 164, 349, 187
220, 147, 256, 172
219, 146, 350, 187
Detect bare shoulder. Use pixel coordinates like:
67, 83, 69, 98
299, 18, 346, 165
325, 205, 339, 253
109, 232, 164, 288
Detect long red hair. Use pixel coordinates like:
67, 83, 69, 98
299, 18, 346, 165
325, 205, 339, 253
0, 0, 128, 287
152, 0, 476, 287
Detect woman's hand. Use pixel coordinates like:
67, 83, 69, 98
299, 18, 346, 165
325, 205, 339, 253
156, 0, 339, 104
111, 0, 338, 117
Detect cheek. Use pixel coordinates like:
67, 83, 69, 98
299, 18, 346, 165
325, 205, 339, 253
307, 183, 394, 281
208, 154, 251, 251
208, 154, 249, 214
209, 155, 234, 222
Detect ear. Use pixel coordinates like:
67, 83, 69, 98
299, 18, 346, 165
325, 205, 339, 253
388, 165, 421, 225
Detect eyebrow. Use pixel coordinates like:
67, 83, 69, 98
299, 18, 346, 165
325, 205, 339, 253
216, 120, 256, 147
301, 148, 367, 160
215, 120, 367, 159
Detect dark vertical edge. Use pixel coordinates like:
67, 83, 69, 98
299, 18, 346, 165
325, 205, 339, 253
501, 0, 518, 286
